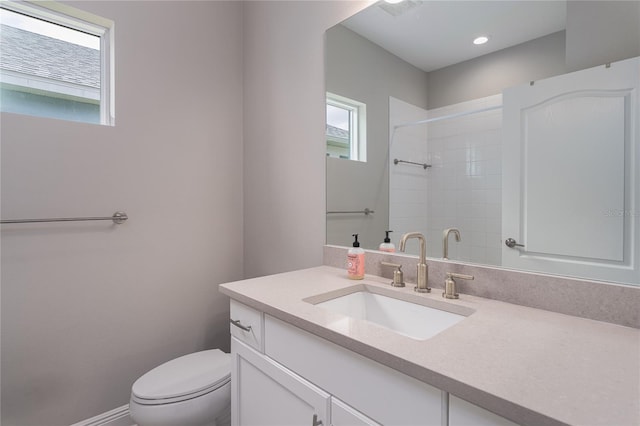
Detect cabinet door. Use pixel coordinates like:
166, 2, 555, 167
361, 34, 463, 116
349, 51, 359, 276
449, 395, 518, 426
231, 337, 330, 426
331, 398, 380, 426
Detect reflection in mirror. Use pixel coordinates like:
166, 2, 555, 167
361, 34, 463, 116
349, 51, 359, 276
325, 0, 640, 285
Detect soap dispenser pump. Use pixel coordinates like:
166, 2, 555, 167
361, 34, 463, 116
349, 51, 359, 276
379, 230, 395, 253
347, 234, 365, 280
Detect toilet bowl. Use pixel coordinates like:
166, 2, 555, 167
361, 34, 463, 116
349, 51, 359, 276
129, 349, 231, 426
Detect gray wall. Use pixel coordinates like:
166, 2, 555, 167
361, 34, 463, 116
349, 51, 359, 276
1, 1, 243, 424
427, 31, 567, 109
242, 1, 371, 278
325, 25, 429, 249
566, 0, 640, 72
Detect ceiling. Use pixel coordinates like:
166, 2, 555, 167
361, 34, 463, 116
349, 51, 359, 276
342, 0, 567, 72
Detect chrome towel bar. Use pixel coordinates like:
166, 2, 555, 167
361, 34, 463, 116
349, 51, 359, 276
394, 158, 431, 169
327, 208, 374, 216
1, 211, 128, 225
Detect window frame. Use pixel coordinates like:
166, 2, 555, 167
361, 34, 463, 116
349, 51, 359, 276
326, 92, 367, 162
0, 1, 115, 125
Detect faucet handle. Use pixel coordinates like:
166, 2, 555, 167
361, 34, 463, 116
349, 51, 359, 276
448, 272, 474, 280
443, 272, 474, 299
381, 262, 405, 287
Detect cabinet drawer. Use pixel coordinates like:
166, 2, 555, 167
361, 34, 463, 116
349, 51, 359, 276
230, 300, 264, 352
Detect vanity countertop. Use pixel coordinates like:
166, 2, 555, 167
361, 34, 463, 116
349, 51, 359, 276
219, 265, 640, 426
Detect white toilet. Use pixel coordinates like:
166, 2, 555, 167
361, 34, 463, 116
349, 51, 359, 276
129, 349, 231, 426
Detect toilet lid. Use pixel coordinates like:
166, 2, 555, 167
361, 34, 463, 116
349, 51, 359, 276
132, 349, 231, 401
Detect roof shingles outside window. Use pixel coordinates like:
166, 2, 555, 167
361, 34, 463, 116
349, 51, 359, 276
0, 24, 100, 89
326, 124, 349, 140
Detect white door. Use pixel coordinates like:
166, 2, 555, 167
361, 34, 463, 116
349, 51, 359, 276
502, 56, 639, 284
231, 337, 330, 426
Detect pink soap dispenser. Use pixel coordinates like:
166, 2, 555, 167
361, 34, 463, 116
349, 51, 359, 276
347, 234, 365, 280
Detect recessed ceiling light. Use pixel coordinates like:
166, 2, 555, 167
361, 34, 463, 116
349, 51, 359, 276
384, 0, 405, 4
473, 36, 489, 45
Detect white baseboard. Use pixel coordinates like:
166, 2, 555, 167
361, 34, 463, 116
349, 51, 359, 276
70, 404, 132, 426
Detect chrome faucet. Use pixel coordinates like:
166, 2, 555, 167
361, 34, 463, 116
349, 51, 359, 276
442, 228, 461, 260
398, 232, 430, 293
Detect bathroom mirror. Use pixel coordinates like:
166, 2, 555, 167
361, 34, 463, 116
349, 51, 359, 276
325, 0, 640, 286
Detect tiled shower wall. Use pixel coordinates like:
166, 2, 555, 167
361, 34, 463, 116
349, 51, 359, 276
390, 95, 503, 265
389, 97, 430, 254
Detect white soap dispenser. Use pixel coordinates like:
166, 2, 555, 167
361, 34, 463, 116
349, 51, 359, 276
379, 230, 395, 253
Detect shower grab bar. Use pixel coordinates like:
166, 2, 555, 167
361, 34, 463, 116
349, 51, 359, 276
1, 211, 128, 225
394, 158, 431, 169
327, 208, 374, 216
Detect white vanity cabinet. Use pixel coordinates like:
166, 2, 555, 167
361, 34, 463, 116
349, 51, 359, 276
229, 301, 516, 426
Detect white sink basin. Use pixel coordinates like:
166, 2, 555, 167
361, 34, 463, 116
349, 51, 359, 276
307, 285, 472, 340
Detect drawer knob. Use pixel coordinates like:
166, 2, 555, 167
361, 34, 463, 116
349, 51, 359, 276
230, 319, 252, 332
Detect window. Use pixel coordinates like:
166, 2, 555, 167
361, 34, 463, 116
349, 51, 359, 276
326, 93, 366, 161
0, 1, 114, 125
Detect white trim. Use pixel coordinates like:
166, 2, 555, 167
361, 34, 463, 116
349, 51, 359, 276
1, 1, 110, 37
70, 404, 132, 426
105, 20, 115, 125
